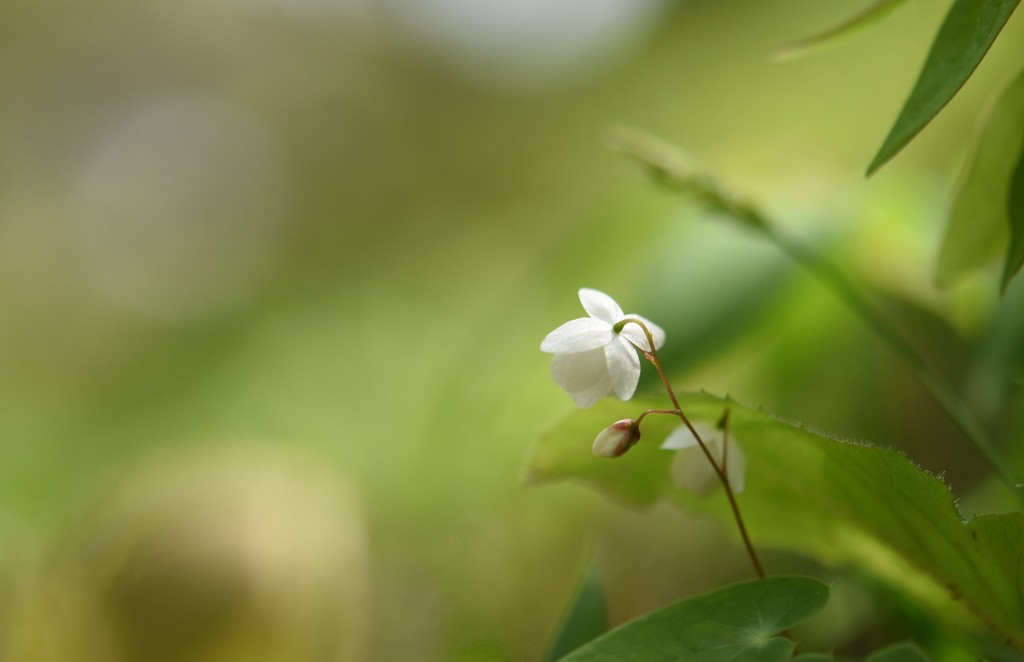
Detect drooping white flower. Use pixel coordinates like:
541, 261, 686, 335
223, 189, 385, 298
592, 419, 641, 458
660, 422, 746, 498
540, 288, 665, 408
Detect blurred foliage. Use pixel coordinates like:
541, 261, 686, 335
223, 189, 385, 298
0, 0, 1023, 660
773, 0, 910, 62
543, 563, 608, 662
939, 69, 1024, 287
529, 393, 1024, 651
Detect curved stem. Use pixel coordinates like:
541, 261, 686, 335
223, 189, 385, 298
621, 318, 766, 579
717, 409, 763, 577
636, 408, 682, 425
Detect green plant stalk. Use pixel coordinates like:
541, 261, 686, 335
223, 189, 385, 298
756, 221, 1018, 488
607, 125, 1020, 497
690, 181, 1020, 498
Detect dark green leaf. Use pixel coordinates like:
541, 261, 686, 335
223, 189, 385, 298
867, 0, 1021, 175
865, 642, 932, 662
793, 655, 835, 661
557, 576, 829, 662
938, 69, 1024, 287
528, 393, 1024, 651
1004, 140, 1024, 289
774, 0, 908, 62
544, 563, 608, 662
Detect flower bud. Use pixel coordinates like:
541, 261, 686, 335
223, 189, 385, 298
592, 419, 641, 458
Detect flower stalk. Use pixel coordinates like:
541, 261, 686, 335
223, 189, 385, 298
619, 317, 766, 579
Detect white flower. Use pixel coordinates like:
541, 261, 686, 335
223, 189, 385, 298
660, 422, 746, 498
540, 288, 666, 408
592, 419, 641, 458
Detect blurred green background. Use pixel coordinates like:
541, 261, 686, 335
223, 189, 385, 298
2, 0, 1023, 659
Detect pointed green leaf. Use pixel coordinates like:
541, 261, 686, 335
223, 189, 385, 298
774, 0, 908, 62
557, 576, 828, 662
938, 69, 1024, 287
867, 0, 1021, 175
865, 642, 932, 662
1004, 140, 1024, 289
544, 563, 609, 662
528, 393, 1024, 651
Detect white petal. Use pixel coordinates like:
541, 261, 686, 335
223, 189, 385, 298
723, 439, 747, 494
550, 352, 613, 408
667, 433, 746, 497
568, 374, 614, 408
659, 422, 719, 450
578, 288, 624, 323
605, 337, 640, 401
670, 446, 720, 498
619, 314, 666, 352
540, 317, 613, 354
550, 349, 609, 393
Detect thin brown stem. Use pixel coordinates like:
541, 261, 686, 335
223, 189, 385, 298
719, 410, 764, 578
621, 318, 766, 579
636, 408, 682, 425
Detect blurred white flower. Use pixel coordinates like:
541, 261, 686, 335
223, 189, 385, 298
540, 288, 665, 408
72, 94, 290, 321
384, 0, 667, 92
592, 419, 641, 458
660, 422, 746, 498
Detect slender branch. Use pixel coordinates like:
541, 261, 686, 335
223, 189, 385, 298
621, 318, 766, 579
717, 408, 763, 578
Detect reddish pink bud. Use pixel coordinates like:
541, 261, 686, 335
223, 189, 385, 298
592, 419, 641, 458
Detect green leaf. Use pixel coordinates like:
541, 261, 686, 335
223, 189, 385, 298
865, 642, 932, 662
793, 655, 835, 661
528, 397, 673, 506
866, 0, 1021, 175
773, 0, 909, 62
1004, 139, 1024, 289
544, 563, 609, 662
527, 393, 1024, 651
938, 69, 1024, 288
556, 576, 828, 662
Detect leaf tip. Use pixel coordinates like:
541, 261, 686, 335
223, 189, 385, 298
865, 149, 891, 177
